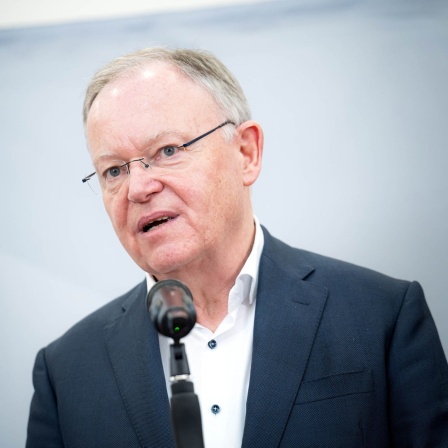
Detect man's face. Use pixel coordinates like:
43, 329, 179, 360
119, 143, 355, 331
85, 62, 258, 278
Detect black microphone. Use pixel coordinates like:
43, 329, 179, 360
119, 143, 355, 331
147, 279, 205, 448
147, 279, 196, 342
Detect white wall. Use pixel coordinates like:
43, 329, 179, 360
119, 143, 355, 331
1, 1, 447, 446
0, 0, 267, 28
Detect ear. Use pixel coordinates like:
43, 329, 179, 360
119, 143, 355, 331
238, 120, 264, 187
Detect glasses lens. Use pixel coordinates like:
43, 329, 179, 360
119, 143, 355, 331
83, 174, 102, 196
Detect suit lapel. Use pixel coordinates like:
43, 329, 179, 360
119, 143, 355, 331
103, 281, 174, 447
242, 231, 328, 448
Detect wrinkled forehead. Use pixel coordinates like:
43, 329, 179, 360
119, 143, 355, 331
85, 62, 224, 156
87, 61, 221, 129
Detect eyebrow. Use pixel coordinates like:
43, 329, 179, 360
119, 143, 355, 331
92, 128, 190, 165
141, 128, 188, 150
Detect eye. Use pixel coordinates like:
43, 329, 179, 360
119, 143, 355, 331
161, 145, 179, 157
105, 165, 126, 179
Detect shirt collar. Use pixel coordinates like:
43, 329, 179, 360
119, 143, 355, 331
235, 216, 264, 306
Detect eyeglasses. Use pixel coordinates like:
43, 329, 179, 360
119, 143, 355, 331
82, 120, 235, 196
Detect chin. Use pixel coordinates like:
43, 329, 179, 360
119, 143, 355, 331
139, 251, 195, 278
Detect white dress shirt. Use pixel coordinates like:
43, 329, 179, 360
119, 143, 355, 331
146, 218, 264, 448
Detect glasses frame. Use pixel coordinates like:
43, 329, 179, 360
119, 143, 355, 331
82, 120, 235, 184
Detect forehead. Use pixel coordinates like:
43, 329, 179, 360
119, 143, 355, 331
87, 62, 220, 129
85, 62, 224, 164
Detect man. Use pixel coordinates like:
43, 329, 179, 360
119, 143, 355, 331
27, 47, 448, 447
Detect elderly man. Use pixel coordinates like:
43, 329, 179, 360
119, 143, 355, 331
27, 48, 448, 447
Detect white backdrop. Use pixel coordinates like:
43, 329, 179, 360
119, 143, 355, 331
1, 0, 447, 446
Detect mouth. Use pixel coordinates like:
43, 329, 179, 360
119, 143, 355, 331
140, 215, 176, 233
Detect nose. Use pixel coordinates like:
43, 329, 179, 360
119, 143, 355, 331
127, 163, 163, 202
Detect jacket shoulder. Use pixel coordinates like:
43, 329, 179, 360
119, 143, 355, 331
262, 227, 413, 306
45, 280, 146, 358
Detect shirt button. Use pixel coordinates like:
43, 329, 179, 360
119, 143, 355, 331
208, 339, 217, 349
211, 404, 220, 415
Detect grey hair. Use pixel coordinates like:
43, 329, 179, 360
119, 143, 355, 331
83, 47, 251, 137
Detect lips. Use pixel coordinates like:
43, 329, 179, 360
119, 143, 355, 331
138, 213, 178, 233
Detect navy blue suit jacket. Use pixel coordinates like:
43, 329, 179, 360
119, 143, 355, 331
27, 228, 448, 447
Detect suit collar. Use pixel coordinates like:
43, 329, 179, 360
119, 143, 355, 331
103, 280, 175, 447
259, 225, 316, 281
243, 228, 328, 447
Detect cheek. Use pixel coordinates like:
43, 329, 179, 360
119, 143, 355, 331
214, 159, 243, 200
104, 196, 127, 236
199, 172, 242, 227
